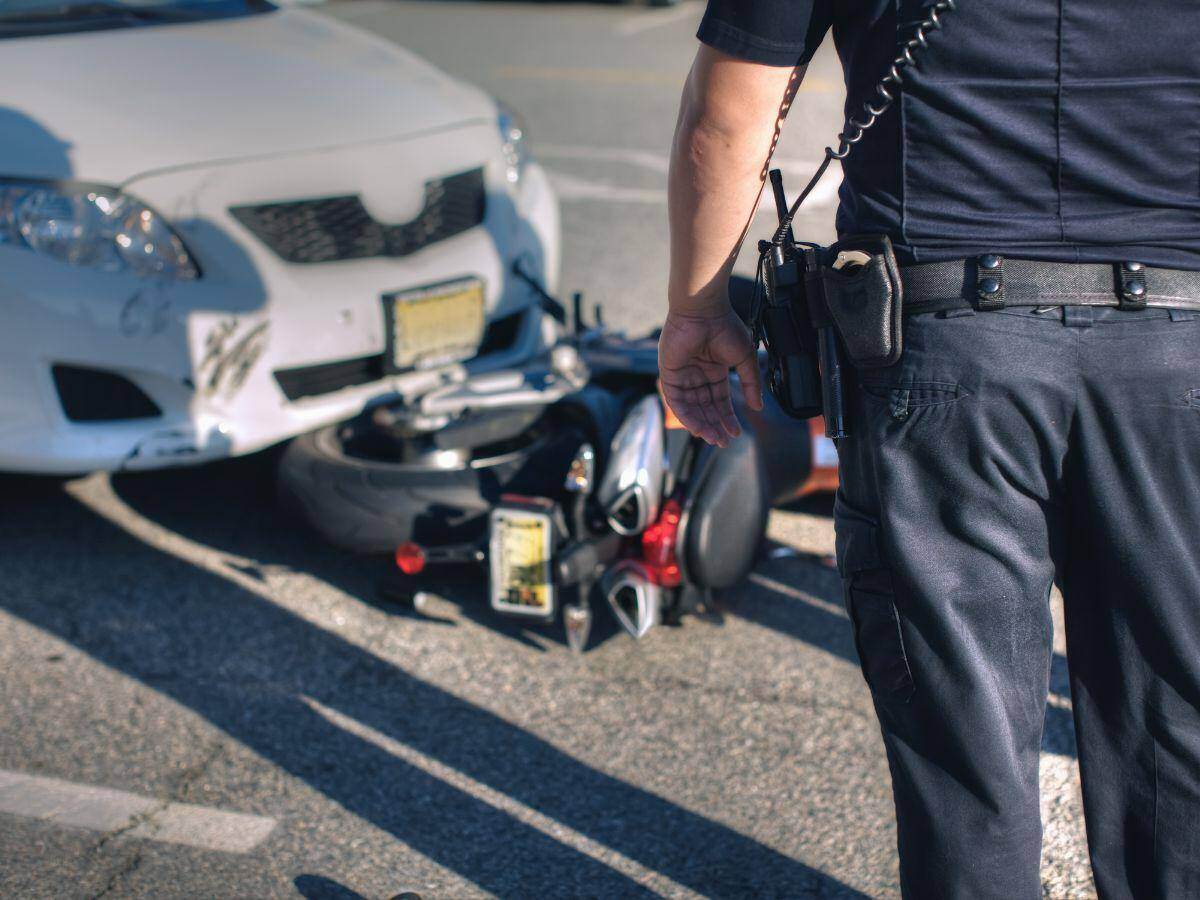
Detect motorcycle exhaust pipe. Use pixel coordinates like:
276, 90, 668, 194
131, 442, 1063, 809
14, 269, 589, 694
601, 559, 661, 640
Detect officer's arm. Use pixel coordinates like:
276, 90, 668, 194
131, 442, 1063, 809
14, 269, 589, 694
667, 44, 806, 317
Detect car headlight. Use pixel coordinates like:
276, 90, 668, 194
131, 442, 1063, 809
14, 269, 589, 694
496, 102, 532, 186
0, 180, 199, 280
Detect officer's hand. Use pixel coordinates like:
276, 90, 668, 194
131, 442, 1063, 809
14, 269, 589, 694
658, 304, 763, 449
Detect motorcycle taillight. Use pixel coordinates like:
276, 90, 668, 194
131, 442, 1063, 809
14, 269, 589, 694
395, 542, 426, 575
641, 498, 682, 587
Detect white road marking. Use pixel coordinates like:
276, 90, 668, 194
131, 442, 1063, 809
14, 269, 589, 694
755, 164, 843, 211
494, 65, 840, 94
494, 65, 685, 88
615, 1, 703, 36
1047, 692, 1073, 712
302, 697, 706, 900
547, 170, 667, 205
747, 572, 847, 620
0, 769, 276, 854
543, 148, 841, 210
539, 144, 673, 174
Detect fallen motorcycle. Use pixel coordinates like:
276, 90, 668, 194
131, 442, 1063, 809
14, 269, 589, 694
278, 297, 837, 651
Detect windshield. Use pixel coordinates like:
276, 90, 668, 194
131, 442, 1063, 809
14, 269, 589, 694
0, 0, 275, 38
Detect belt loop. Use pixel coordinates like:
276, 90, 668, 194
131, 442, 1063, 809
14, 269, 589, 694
1063, 306, 1093, 328
975, 254, 1006, 310
1117, 261, 1148, 310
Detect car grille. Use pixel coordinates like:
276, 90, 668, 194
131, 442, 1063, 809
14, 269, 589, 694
274, 309, 526, 401
230, 168, 487, 264
274, 354, 384, 402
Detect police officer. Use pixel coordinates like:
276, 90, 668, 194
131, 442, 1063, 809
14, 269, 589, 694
659, 1, 1200, 897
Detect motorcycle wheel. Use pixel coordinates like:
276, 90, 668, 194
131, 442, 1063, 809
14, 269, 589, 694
279, 408, 584, 554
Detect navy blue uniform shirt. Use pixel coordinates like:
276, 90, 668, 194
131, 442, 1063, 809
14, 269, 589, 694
698, 0, 1200, 270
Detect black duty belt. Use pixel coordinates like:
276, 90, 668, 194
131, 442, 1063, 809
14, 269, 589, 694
898, 256, 1200, 315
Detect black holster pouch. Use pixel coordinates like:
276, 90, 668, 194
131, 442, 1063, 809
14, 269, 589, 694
757, 243, 824, 420
807, 235, 904, 369
751, 233, 904, 437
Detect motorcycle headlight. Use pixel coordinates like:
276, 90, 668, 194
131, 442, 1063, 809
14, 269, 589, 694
496, 102, 532, 186
0, 180, 199, 280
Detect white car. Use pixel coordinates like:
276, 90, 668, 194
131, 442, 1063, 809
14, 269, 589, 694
0, 0, 560, 473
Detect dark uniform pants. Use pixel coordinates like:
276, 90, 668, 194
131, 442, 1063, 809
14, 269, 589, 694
833, 302, 1200, 899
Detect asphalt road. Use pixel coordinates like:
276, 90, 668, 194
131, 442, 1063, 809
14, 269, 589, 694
0, 2, 1093, 898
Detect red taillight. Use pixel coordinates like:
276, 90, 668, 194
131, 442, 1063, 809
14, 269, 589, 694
394, 542, 426, 575
641, 498, 683, 587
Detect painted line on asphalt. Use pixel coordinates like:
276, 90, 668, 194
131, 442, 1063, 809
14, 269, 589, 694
0, 769, 276, 854
495, 65, 685, 88
548, 170, 667, 204
545, 168, 839, 210
494, 65, 840, 94
539, 143, 833, 177
540, 147, 841, 209
614, 1, 703, 36
539, 144, 673, 174
301, 697, 706, 900
747, 572, 847, 620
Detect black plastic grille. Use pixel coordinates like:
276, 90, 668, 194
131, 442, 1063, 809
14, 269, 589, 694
230, 169, 486, 264
274, 354, 384, 402
53, 365, 161, 422
274, 309, 526, 401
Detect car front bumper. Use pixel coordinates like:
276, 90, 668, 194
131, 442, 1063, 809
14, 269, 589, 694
0, 125, 561, 474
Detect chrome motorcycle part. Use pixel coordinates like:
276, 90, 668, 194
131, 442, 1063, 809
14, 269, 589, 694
601, 559, 661, 640
596, 395, 666, 536
563, 443, 595, 494
563, 603, 593, 654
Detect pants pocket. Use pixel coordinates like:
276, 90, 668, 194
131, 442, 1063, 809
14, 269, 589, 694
858, 380, 969, 422
835, 507, 915, 704
846, 570, 915, 705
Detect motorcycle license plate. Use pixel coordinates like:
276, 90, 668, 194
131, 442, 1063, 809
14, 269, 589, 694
489, 506, 555, 618
383, 277, 486, 371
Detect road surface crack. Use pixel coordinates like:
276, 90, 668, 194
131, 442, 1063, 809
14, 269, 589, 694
87, 739, 225, 898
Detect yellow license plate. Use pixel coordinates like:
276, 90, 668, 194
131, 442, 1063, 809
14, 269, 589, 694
385, 278, 486, 370
489, 507, 555, 618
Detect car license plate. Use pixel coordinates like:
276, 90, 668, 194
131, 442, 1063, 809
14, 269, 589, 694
383, 277, 486, 371
489, 506, 555, 618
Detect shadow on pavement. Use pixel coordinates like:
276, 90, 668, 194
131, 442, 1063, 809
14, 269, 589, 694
0, 474, 868, 898
293, 875, 370, 900
113, 451, 1080, 758
110, 452, 628, 654
733, 538, 1078, 759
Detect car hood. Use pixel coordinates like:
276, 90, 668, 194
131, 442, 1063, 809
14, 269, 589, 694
0, 8, 496, 185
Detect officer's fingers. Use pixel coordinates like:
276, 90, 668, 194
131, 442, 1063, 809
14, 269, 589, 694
734, 353, 763, 412
661, 386, 717, 444
673, 378, 728, 447
708, 377, 741, 441
696, 391, 730, 448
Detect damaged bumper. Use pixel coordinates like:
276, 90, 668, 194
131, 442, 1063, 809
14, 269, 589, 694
0, 129, 560, 475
